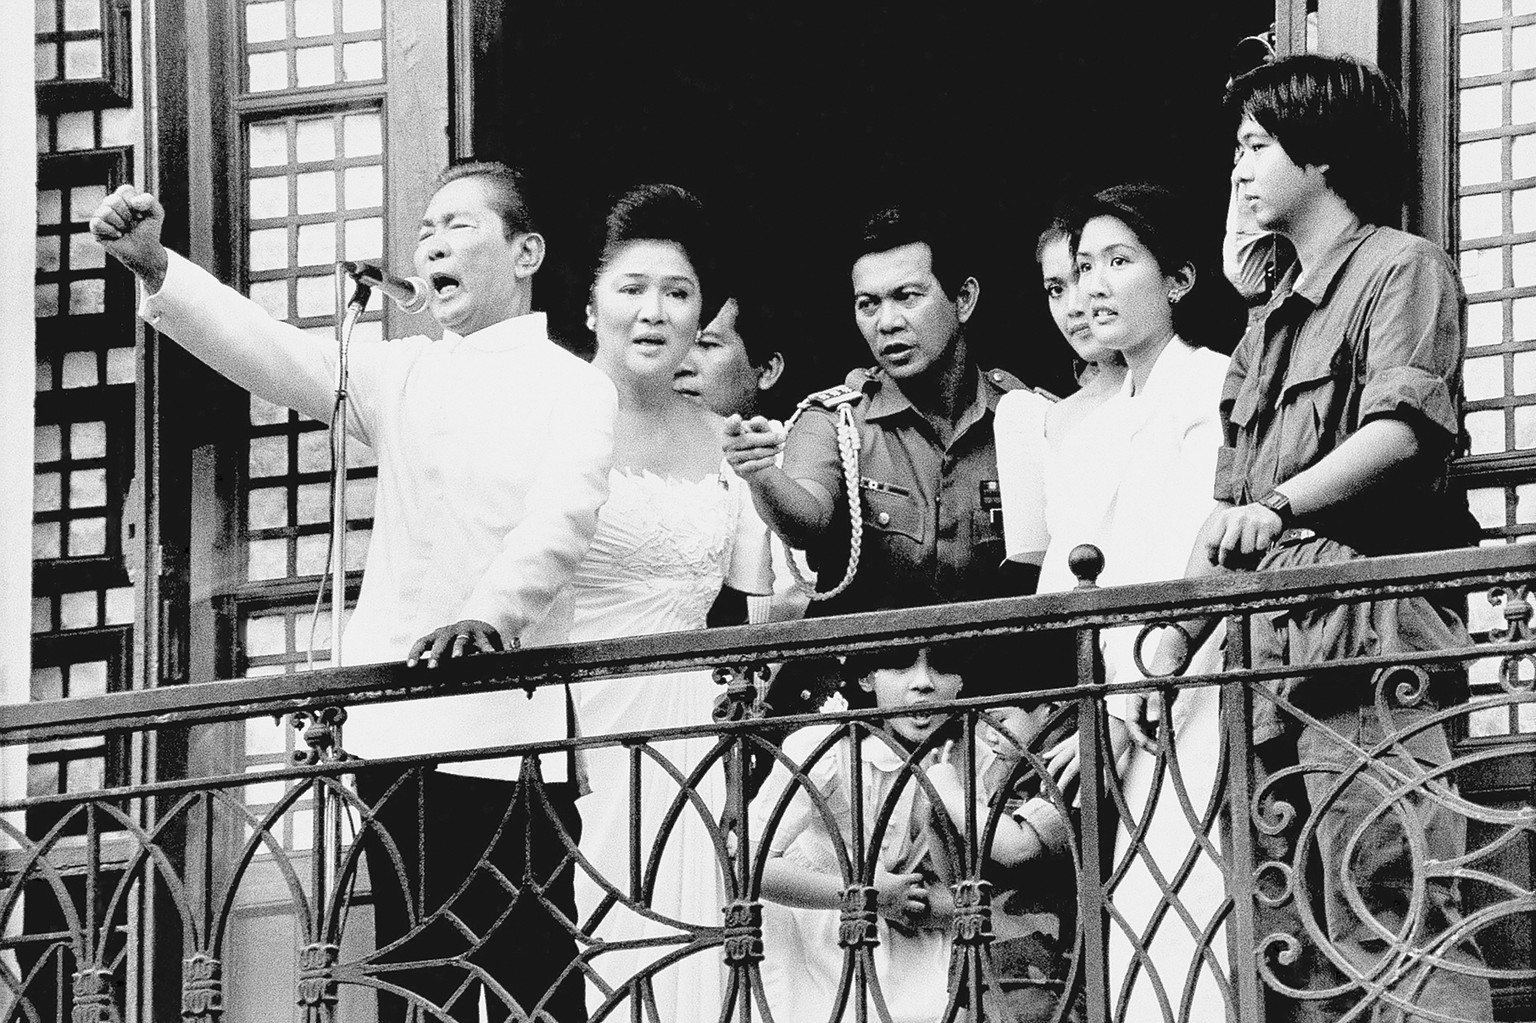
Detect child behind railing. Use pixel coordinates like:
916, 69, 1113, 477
751, 645, 962, 1023
926, 701, 1087, 1022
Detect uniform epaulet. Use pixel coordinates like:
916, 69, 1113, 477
796, 382, 865, 412
1030, 385, 1062, 403
984, 367, 1028, 392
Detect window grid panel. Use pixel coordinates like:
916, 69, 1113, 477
238, 604, 353, 674
241, 107, 382, 584
1457, 3, 1536, 539
34, 0, 108, 85
35, 149, 135, 396
27, 630, 132, 833
241, 0, 384, 94
33, 416, 114, 563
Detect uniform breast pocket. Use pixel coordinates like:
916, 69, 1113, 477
859, 479, 924, 544
1277, 370, 1343, 478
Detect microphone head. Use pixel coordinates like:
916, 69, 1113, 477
399, 278, 430, 315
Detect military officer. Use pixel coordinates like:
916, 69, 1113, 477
724, 203, 1024, 621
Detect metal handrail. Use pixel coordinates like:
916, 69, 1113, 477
5, 543, 1532, 745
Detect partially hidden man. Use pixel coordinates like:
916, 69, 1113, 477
90, 162, 614, 1023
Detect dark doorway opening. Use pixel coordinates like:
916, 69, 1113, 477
468, 0, 1271, 399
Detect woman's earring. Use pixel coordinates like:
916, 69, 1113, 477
1168, 289, 1182, 305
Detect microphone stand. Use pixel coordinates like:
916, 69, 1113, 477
330, 263, 372, 669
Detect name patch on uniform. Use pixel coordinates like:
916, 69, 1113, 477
980, 479, 1004, 527
859, 477, 911, 497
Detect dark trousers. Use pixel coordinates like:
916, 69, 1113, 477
1253, 704, 1493, 1023
356, 767, 586, 1023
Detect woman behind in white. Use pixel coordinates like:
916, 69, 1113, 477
568, 184, 773, 1021
1015, 184, 1233, 1021
995, 205, 1129, 574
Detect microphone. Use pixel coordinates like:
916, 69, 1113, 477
341, 261, 430, 314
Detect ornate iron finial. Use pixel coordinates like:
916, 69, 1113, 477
722, 900, 765, 964
71, 968, 117, 1023
289, 706, 351, 765
181, 954, 222, 1021
838, 885, 881, 949
1488, 585, 1535, 693
1068, 544, 1105, 588
950, 879, 994, 946
295, 943, 339, 1008
712, 664, 772, 723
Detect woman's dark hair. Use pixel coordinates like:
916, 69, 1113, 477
593, 183, 721, 322
1035, 199, 1087, 267
1224, 53, 1408, 227
1074, 183, 1224, 349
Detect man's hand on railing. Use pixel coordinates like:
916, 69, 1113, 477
1200, 499, 1281, 570
406, 619, 505, 668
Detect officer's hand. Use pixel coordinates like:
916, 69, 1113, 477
89, 184, 169, 292
722, 414, 786, 477
1201, 502, 1282, 569
406, 619, 504, 668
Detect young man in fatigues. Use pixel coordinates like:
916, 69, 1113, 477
1171, 54, 1493, 1023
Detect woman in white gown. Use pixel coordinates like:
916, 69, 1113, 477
998, 186, 1233, 1021
567, 184, 773, 1023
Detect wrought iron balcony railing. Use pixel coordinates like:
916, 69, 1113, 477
2, 542, 1534, 1023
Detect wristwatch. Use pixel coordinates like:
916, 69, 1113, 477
1255, 489, 1294, 527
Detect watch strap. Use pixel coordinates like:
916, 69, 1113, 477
1256, 489, 1294, 527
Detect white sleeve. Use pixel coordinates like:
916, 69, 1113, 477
1223, 177, 1279, 302
725, 466, 774, 596
456, 370, 619, 640
750, 725, 839, 854
1101, 362, 1225, 709
995, 390, 1052, 561
140, 251, 390, 440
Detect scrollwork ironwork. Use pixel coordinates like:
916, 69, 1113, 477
180, 954, 222, 1021
722, 900, 765, 964
1489, 584, 1536, 693
289, 706, 350, 765
70, 969, 117, 1023
295, 943, 339, 1008
2, 545, 1533, 1022
950, 879, 994, 946
838, 885, 880, 949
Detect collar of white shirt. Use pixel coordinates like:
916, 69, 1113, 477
441, 310, 549, 353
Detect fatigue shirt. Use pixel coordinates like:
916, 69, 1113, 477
782, 364, 1022, 617
1214, 223, 1474, 743
1214, 223, 1470, 558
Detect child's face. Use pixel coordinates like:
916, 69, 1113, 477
981, 704, 1051, 757
861, 648, 964, 746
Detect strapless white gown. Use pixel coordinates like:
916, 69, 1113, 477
569, 466, 771, 1023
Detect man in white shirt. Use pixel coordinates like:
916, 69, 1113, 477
91, 161, 615, 1022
